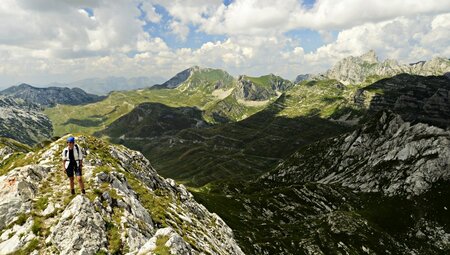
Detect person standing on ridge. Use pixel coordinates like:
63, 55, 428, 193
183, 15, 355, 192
62, 136, 85, 195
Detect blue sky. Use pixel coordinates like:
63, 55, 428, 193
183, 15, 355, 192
0, 0, 448, 86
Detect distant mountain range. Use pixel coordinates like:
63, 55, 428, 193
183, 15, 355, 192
0, 83, 104, 107
48, 76, 165, 95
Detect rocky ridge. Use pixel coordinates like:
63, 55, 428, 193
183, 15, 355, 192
0, 96, 52, 145
354, 74, 450, 128
260, 111, 450, 196
0, 136, 244, 255
303, 50, 450, 85
155, 66, 235, 91
0, 83, 104, 107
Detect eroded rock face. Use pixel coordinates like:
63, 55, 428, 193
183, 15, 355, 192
0, 165, 49, 229
49, 195, 107, 255
321, 50, 450, 84
261, 111, 450, 196
234, 74, 292, 101
160, 67, 195, 89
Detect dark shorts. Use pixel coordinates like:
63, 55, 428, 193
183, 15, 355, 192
66, 163, 82, 178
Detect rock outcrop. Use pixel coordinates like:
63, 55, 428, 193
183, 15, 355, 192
0, 135, 244, 255
0, 96, 53, 145
49, 195, 107, 255
234, 74, 293, 101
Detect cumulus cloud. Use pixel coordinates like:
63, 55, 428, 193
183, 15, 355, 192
168, 20, 190, 41
0, 0, 449, 86
300, 13, 450, 74
140, 2, 162, 23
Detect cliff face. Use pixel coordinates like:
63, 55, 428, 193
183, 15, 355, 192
0, 136, 243, 255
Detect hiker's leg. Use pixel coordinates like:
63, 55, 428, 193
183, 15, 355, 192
69, 177, 75, 190
77, 176, 85, 190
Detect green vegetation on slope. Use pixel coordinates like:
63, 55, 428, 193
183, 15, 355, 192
191, 177, 450, 254
45, 67, 271, 135
110, 95, 352, 187
279, 79, 367, 119
0, 137, 32, 152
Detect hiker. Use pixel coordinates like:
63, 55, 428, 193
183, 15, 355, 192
62, 136, 85, 195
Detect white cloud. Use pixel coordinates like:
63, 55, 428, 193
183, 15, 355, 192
169, 20, 190, 41
201, 0, 299, 36
300, 13, 450, 74
0, 0, 449, 87
194, 0, 450, 36
290, 0, 450, 30
140, 2, 162, 23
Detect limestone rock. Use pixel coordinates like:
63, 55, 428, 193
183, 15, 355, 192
317, 51, 450, 85
261, 111, 450, 196
0, 218, 36, 255
137, 227, 193, 255
49, 195, 107, 255
234, 74, 292, 101
0, 165, 49, 229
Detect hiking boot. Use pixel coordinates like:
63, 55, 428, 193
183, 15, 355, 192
71, 189, 75, 195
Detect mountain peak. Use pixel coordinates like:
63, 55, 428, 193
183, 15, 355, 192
360, 50, 378, 63
17, 83, 33, 88
322, 51, 450, 84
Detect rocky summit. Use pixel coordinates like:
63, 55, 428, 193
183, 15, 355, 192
0, 96, 52, 145
0, 136, 243, 255
315, 50, 450, 84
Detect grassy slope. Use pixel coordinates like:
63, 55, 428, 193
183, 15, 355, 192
244, 75, 273, 88
45, 68, 271, 136
279, 78, 374, 119
121, 95, 353, 187
0, 137, 33, 152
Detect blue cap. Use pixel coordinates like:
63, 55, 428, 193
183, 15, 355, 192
67, 136, 75, 143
